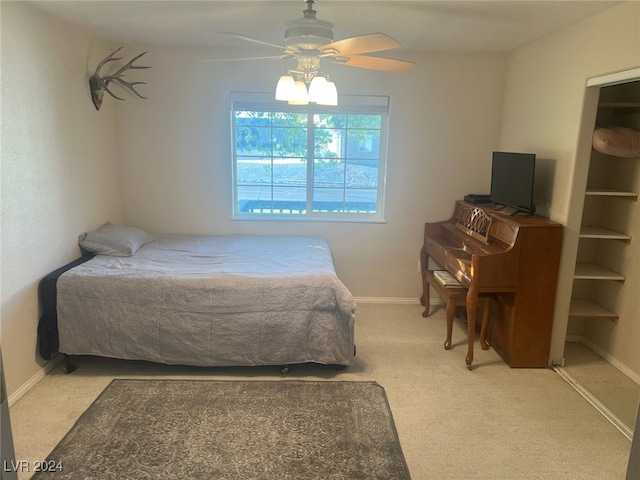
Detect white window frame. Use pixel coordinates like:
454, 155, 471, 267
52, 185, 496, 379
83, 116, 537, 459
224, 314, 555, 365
231, 92, 389, 223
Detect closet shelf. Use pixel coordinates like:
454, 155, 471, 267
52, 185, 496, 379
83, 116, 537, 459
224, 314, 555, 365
573, 262, 625, 282
569, 298, 619, 322
580, 225, 632, 243
585, 189, 638, 200
598, 102, 640, 109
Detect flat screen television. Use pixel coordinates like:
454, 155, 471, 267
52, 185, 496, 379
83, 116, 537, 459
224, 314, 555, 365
490, 151, 536, 214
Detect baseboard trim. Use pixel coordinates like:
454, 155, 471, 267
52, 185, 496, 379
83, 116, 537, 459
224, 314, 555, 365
354, 297, 424, 305
566, 335, 640, 386
8, 355, 63, 407
554, 365, 633, 440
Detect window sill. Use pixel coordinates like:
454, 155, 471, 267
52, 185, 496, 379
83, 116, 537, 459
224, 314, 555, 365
231, 215, 387, 224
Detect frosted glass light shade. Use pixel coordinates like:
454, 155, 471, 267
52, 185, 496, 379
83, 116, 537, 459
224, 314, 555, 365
275, 75, 296, 101
316, 80, 338, 106
308, 76, 327, 103
288, 80, 309, 105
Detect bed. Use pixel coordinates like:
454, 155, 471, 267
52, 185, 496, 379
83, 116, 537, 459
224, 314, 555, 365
38, 226, 356, 370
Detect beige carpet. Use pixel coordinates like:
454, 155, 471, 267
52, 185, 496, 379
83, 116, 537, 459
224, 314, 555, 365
562, 341, 640, 430
9, 303, 633, 479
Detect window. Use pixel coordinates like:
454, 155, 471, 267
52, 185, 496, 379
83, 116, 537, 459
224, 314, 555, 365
231, 93, 389, 222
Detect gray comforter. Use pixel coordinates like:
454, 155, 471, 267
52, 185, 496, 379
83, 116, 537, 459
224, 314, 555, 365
57, 235, 356, 367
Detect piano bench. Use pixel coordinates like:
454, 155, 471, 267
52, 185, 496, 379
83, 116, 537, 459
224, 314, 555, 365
422, 281, 492, 361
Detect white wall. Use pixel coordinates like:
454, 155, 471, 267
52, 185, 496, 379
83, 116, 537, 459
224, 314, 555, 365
499, 1, 640, 368
116, 47, 508, 298
0, 2, 123, 397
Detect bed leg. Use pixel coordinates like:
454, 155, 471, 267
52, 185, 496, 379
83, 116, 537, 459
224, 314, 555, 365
280, 365, 290, 374
62, 354, 76, 374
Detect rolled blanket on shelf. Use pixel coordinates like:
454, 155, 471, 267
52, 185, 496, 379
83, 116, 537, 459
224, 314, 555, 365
592, 126, 640, 158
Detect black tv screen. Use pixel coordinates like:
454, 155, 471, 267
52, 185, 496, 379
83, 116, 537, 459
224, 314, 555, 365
490, 151, 536, 214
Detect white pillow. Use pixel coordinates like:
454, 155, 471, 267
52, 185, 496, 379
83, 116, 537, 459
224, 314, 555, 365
78, 222, 155, 256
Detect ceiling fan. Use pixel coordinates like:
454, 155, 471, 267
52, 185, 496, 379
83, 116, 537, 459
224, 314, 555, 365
217, 0, 414, 105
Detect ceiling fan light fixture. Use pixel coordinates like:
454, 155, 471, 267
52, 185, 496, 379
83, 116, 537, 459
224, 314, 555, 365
275, 74, 296, 101
222, 1, 414, 102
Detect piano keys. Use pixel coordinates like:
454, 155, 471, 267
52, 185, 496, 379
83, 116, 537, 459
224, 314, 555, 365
420, 201, 562, 368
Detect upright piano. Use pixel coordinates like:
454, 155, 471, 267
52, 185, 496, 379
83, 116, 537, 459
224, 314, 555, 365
420, 201, 563, 368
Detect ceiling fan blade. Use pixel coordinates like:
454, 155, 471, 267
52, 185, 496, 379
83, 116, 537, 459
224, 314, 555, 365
319, 33, 400, 56
218, 32, 298, 54
330, 55, 415, 72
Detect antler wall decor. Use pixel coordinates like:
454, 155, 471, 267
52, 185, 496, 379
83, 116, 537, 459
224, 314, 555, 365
89, 47, 150, 111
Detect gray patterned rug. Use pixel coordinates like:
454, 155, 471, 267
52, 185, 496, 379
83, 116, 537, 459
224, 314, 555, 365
33, 379, 410, 479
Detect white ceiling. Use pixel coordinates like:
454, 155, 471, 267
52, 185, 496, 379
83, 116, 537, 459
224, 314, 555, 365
30, 0, 623, 53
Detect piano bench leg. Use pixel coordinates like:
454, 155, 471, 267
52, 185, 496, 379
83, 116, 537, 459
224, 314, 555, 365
431, 294, 491, 369
466, 296, 493, 370
444, 297, 457, 350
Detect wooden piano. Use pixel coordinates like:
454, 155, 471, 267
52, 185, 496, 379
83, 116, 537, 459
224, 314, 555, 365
420, 201, 562, 368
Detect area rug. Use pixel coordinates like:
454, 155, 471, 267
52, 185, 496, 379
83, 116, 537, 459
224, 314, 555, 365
33, 379, 411, 479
